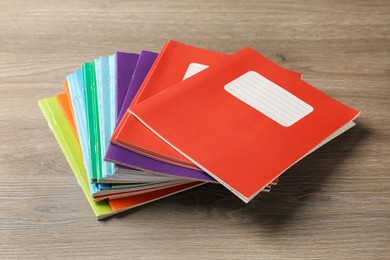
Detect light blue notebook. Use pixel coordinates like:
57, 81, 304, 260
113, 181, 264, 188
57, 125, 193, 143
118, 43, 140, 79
109, 54, 117, 129
66, 70, 90, 179
66, 70, 101, 195
95, 55, 116, 178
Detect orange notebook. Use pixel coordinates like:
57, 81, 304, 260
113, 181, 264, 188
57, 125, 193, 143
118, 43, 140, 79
56, 93, 78, 139
63, 81, 77, 131
108, 181, 201, 212
131, 47, 360, 202
114, 40, 302, 170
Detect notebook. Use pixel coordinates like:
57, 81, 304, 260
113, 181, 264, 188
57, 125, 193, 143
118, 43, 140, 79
116, 52, 140, 120
56, 93, 78, 138
117, 50, 158, 120
66, 69, 95, 187
95, 55, 116, 179
131, 47, 360, 202
62, 81, 78, 138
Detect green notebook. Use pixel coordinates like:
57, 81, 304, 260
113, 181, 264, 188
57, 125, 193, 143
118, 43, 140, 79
38, 96, 114, 219
82, 62, 102, 181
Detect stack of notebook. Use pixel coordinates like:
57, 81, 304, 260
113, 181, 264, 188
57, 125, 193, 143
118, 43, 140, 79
39, 40, 360, 219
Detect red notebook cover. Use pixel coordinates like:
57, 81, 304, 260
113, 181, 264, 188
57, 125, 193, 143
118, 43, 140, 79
114, 40, 302, 169
131, 47, 360, 202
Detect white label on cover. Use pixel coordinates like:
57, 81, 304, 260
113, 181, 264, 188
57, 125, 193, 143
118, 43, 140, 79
224, 71, 313, 127
183, 63, 209, 80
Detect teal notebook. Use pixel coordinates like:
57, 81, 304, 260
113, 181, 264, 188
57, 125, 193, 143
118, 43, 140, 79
67, 70, 103, 194
94, 55, 116, 179
82, 62, 102, 182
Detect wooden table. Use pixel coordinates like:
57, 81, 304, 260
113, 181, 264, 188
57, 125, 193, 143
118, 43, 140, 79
0, 0, 389, 259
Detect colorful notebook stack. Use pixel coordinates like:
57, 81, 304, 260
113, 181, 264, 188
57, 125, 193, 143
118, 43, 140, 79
39, 40, 360, 219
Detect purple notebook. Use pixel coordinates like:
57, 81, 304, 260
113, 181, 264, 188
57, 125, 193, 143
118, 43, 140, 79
116, 52, 139, 120
106, 144, 215, 181
113, 51, 157, 173
105, 50, 215, 182
118, 51, 159, 120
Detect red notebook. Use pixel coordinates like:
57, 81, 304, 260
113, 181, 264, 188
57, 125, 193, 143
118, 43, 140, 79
130, 47, 360, 202
114, 40, 302, 169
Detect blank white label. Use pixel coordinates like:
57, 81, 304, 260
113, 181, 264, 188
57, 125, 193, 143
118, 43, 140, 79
183, 63, 209, 80
224, 71, 313, 127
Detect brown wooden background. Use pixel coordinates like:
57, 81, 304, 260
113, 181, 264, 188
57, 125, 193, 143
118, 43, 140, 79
0, 0, 389, 259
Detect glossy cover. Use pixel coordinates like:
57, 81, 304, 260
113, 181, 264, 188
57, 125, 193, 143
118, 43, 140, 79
131, 47, 360, 202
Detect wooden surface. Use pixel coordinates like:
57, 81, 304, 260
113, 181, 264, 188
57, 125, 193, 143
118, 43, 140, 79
0, 0, 389, 259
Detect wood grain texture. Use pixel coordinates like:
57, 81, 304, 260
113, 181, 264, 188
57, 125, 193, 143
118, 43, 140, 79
0, 0, 389, 259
